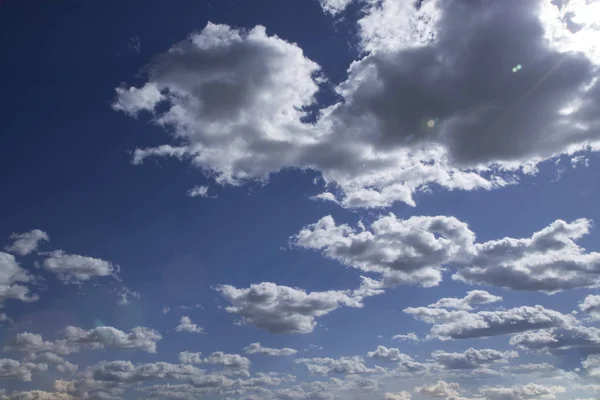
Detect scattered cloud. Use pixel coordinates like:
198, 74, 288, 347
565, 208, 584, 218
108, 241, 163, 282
41, 250, 117, 284
175, 316, 204, 334
0, 252, 38, 305
392, 332, 419, 342
244, 342, 297, 356
4, 230, 49, 256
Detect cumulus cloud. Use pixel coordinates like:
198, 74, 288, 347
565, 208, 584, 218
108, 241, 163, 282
4, 230, 49, 256
479, 383, 565, 400
392, 332, 419, 342
6, 326, 162, 355
42, 251, 117, 284
404, 305, 577, 340
296, 214, 600, 291
509, 325, 600, 354
431, 348, 518, 370
117, 1, 600, 209
217, 278, 381, 333
24, 352, 77, 374
293, 214, 475, 287
366, 346, 412, 362
179, 351, 202, 365
385, 392, 412, 400
579, 295, 600, 320
175, 316, 204, 334
296, 356, 379, 376
244, 342, 297, 356
203, 352, 251, 376
0, 391, 73, 400
319, 0, 353, 15
187, 185, 213, 198
415, 381, 461, 398
0, 359, 47, 382
0, 252, 38, 304
428, 290, 502, 310
453, 218, 600, 292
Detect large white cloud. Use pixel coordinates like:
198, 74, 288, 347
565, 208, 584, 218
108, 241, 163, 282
295, 214, 600, 291
415, 380, 461, 398
217, 278, 382, 334
116, 0, 600, 209
4, 230, 49, 256
293, 214, 475, 287
579, 295, 600, 320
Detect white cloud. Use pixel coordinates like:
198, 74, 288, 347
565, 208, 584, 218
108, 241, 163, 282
296, 356, 379, 376
4, 230, 49, 256
175, 316, 204, 334
579, 295, 600, 320
217, 278, 381, 334
42, 251, 117, 284
0, 359, 47, 382
366, 346, 412, 362
318, 0, 353, 15
415, 380, 461, 398
203, 352, 251, 376
117, 1, 600, 209
116, 287, 140, 306
385, 392, 412, 400
431, 348, 518, 370
187, 185, 213, 198
428, 290, 502, 311
391, 332, 419, 342
0, 391, 74, 400
509, 325, 600, 354
63, 326, 162, 353
179, 351, 202, 365
479, 383, 565, 400
293, 214, 475, 288
296, 214, 600, 291
244, 342, 297, 356
405, 305, 577, 340
0, 252, 38, 304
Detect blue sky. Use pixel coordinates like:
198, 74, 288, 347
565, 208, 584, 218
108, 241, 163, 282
1, 0, 600, 399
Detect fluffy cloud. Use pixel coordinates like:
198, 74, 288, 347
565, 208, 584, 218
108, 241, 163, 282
428, 291, 502, 310
415, 381, 461, 398
25, 352, 77, 374
405, 305, 577, 340
385, 392, 412, 400
366, 346, 412, 362
296, 356, 378, 376
318, 0, 353, 15
42, 251, 117, 284
293, 214, 475, 287
244, 343, 297, 356
6, 326, 162, 355
217, 278, 381, 333
479, 383, 565, 400
0, 252, 38, 304
118, 1, 600, 209
579, 295, 600, 320
175, 316, 204, 334
63, 326, 161, 353
179, 351, 203, 365
4, 230, 49, 256
296, 214, 600, 291
509, 325, 600, 354
0, 391, 73, 400
431, 348, 518, 370
0, 359, 47, 382
392, 332, 419, 342
203, 352, 251, 375
454, 218, 600, 292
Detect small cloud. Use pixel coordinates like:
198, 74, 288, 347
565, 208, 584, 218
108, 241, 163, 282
187, 185, 215, 198
129, 36, 141, 53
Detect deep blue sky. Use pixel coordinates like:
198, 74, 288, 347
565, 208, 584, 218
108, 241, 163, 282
1, 0, 600, 399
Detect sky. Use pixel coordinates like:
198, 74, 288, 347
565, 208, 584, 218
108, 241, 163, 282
1, 0, 600, 399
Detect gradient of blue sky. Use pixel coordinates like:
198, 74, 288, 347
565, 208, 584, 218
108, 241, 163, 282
1, 0, 600, 399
